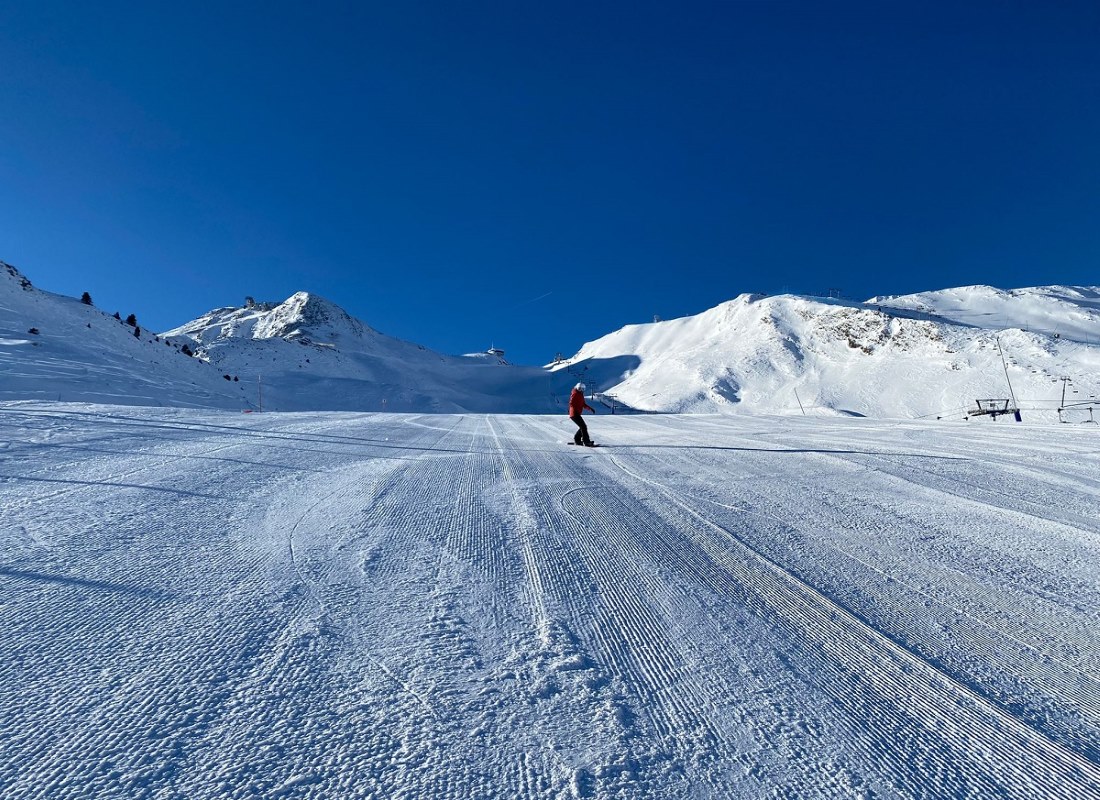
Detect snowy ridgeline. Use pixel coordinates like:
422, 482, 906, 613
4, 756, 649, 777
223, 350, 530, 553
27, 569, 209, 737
1, 405, 1099, 798
3, 259, 1099, 419
555, 289, 1100, 420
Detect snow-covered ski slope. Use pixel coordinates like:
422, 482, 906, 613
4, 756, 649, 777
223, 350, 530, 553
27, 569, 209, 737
3, 403, 1098, 799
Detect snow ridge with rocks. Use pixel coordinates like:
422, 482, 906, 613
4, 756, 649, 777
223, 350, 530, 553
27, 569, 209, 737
0, 261, 246, 408
556, 288, 1100, 421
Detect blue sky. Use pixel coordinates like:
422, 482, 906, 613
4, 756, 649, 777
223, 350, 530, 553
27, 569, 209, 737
2, 2, 1098, 365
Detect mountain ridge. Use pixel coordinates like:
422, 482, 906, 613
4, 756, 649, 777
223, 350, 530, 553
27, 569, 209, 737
3, 258, 1098, 419
550, 287, 1100, 420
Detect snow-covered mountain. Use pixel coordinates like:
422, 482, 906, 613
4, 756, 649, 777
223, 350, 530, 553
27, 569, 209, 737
0, 261, 573, 413
552, 287, 1100, 421
4, 257, 1098, 420
160, 291, 566, 413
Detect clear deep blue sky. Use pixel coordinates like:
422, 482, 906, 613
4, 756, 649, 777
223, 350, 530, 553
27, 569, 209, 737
2, 2, 1098, 365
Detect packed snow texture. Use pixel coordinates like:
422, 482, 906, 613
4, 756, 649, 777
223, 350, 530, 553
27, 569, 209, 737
5, 259, 1098, 418
2, 403, 1099, 798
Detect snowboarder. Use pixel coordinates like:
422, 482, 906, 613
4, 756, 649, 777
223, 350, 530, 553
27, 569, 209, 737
568, 382, 596, 446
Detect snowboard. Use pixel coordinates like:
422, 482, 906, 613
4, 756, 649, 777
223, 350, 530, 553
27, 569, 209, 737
566, 442, 601, 447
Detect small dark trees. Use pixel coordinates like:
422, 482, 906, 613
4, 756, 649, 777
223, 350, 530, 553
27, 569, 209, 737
81, 292, 93, 305
181, 344, 193, 357
125, 313, 137, 327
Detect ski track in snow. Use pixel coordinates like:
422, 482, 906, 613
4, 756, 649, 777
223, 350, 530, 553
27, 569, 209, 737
1, 404, 1099, 799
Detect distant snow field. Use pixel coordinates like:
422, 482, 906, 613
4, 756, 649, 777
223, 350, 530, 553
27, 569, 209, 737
2, 403, 1099, 799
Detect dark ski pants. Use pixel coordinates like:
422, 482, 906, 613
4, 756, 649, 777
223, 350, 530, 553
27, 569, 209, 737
570, 414, 593, 446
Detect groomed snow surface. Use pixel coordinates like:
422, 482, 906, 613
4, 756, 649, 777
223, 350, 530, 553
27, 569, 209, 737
2, 404, 1099, 800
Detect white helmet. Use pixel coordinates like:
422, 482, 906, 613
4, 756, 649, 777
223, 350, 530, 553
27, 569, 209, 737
575, 382, 586, 392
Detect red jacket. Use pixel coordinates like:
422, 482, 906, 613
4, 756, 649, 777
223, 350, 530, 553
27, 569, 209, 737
568, 388, 593, 416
